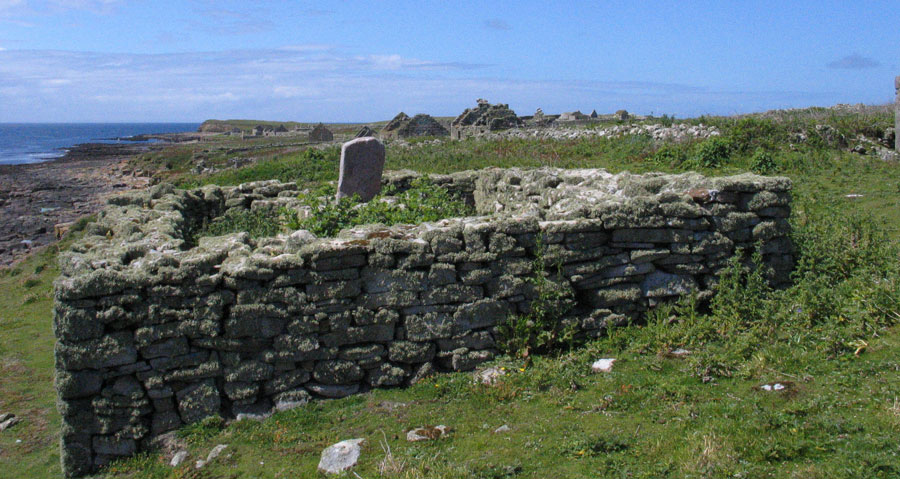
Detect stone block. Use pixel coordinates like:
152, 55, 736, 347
640, 272, 697, 298
337, 137, 386, 201
366, 363, 408, 387
176, 379, 220, 424
56, 331, 137, 371
313, 360, 364, 385
388, 341, 436, 363
57, 369, 103, 399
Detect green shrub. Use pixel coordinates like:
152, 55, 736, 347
651, 144, 689, 168
289, 177, 473, 237
192, 207, 285, 241
499, 238, 576, 357
726, 117, 786, 153
693, 136, 733, 168
749, 148, 778, 174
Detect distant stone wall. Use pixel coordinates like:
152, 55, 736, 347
53, 167, 794, 476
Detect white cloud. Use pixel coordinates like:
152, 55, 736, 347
0, 47, 840, 122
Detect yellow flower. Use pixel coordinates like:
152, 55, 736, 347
519, 368, 525, 372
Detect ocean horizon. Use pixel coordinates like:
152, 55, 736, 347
0, 122, 201, 165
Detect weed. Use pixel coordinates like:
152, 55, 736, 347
693, 136, 733, 168
750, 148, 777, 174
499, 237, 576, 357
288, 177, 472, 237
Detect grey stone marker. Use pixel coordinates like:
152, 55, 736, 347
337, 137, 386, 202
895, 75, 899, 152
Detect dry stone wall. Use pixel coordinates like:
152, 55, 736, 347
53, 167, 794, 476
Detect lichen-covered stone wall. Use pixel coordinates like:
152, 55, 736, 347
53, 167, 794, 476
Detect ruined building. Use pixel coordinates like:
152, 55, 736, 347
450, 99, 524, 139
380, 113, 449, 140
354, 126, 377, 138
309, 123, 334, 142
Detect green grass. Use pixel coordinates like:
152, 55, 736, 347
0, 243, 72, 478
2, 106, 900, 478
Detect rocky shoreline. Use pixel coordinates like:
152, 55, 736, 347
0, 143, 156, 268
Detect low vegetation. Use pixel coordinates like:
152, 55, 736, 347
2, 105, 899, 478
191, 177, 473, 241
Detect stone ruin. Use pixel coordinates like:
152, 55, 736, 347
53, 167, 793, 476
380, 113, 449, 140
450, 99, 524, 139
309, 123, 334, 142
354, 126, 376, 138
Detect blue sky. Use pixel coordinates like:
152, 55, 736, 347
0, 0, 896, 122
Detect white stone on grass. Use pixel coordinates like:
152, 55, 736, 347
169, 450, 189, 467
474, 366, 506, 385
407, 425, 451, 442
318, 438, 365, 474
591, 358, 616, 373
0, 416, 20, 431
195, 444, 227, 469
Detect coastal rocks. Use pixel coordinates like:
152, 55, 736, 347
337, 137, 386, 202
318, 438, 365, 474
0, 148, 150, 268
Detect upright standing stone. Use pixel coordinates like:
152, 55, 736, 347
337, 137, 386, 201
895, 76, 899, 152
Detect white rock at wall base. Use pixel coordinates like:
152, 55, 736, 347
195, 444, 227, 469
318, 438, 365, 474
169, 450, 189, 467
591, 358, 616, 373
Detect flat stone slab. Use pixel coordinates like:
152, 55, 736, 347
337, 137, 386, 202
318, 438, 365, 474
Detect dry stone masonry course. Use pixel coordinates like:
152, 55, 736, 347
53, 167, 794, 476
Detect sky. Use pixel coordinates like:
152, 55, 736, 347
0, 0, 897, 122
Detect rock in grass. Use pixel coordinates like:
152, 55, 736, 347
474, 366, 506, 385
407, 425, 451, 442
0, 415, 20, 431
318, 438, 365, 474
195, 444, 227, 469
591, 358, 616, 373
169, 450, 189, 467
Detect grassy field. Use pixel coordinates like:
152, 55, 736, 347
1, 106, 898, 478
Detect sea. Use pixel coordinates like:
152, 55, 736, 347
0, 123, 201, 165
